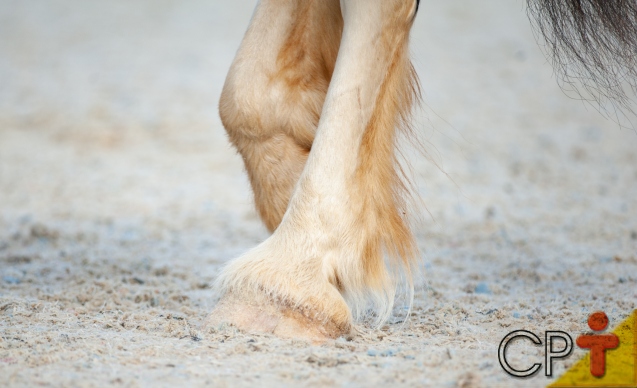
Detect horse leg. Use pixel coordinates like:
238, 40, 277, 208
219, 0, 342, 232
209, 0, 420, 342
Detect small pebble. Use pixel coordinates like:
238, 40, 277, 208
512, 312, 521, 318
3, 276, 21, 284
367, 349, 378, 357
474, 282, 491, 295
380, 349, 396, 357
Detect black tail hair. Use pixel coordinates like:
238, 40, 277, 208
527, 0, 637, 124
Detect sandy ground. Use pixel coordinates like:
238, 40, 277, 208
1, 0, 636, 387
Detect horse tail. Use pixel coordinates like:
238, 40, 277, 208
527, 0, 637, 121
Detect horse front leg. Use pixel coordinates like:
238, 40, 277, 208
219, 0, 342, 232
209, 0, 420, 342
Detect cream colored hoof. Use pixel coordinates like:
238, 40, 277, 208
205, 292, 350, 344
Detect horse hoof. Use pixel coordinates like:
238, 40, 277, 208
204, 292, 350, 344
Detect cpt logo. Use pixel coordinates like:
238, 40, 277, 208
498, 329, 574, 378
498, 311, 623, 379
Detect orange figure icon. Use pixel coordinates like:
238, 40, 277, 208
576, 312, 619, 377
